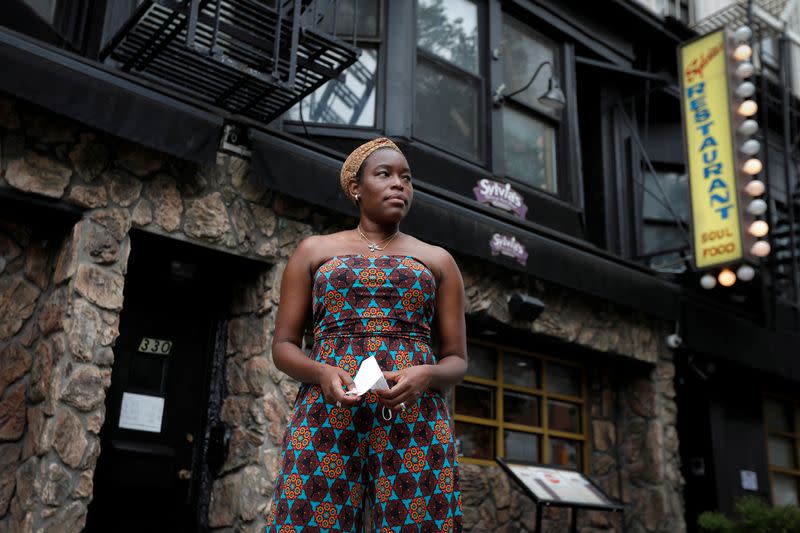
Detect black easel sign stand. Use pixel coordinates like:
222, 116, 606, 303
496, 458, 624, 533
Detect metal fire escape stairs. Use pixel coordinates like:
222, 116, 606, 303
99, 0, 362, 126
694, 0, 800, 328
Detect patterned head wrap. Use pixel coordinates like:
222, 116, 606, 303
339, 137, 403, 200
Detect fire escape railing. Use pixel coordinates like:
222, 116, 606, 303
99, 0, 361, 125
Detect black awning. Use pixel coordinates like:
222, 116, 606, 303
250, 130, 680, 320
0, 27, 222, 164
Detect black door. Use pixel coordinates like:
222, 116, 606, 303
86, 232, 228, 532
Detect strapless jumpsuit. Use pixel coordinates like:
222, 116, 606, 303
266, 254, 462, 532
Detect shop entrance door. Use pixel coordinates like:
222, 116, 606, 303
86, 233, 227, 532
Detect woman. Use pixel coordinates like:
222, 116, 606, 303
266, 137, 467, 532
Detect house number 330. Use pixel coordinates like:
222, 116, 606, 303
138, 337, 173, 355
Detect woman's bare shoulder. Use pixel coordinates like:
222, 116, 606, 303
399, 235, 458, 277
292, 231, 356, 271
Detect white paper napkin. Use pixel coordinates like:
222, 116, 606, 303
345, 356, 389, 397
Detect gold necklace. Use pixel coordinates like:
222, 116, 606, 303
357, 225, 399, 252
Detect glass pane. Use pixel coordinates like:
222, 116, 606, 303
643, 225, 685, 255
764, 398, 795, 432
315, 0, 380, 38
773, 474, 800, 506
503, 352, 540, 389
547, 363, 582, 397
768, 436, 798, 470
25, 0, 57, 23
417, 0, 479, 73
415, 56, 480, 158
466, 342, 496, 380
455, 383, 494, 419
642, 171, 689, 222
288, 47, 377, 127
502, 106, 557, 192
548, 438, 581, 470
502, 16, 556, 111
503, 392, 539, 426
548, 400, 581, 434
504, 430, 539, 463
455, 422, 494, 459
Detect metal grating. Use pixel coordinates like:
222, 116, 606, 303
692, 0, 790, 35
100, 0, 361, 124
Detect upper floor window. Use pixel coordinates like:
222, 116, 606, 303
415, 0, 483, 161
454, 340, 587, 470
636, 167, 690, 272
287, 0, 382, 128
763, 396, 800, 506
500, 16, 560, 194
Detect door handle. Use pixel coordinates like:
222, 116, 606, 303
177, 469, 192, 480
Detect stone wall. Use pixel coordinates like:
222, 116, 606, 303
0, 207, 131, 532
0, 92, 684, 532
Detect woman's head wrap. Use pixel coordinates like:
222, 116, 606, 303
339, 137, 403, 199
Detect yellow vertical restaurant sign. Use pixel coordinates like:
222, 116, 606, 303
679, 29, 743, 269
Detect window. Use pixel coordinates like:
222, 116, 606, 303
499, 16, 560, 193
454, 341, 587, 469
764, 397, 800, 506
287, 0, 381, 128
637, 168, 690, 272
415, 0, 482, 160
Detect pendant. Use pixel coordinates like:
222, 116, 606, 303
368, 243, 379, 252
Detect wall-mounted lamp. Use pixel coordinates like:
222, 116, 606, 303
492, 61, 566, 110
508, 293, 545, 322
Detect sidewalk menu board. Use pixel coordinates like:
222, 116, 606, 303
496, 459, 623, 511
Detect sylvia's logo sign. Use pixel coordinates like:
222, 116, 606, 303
490, 233, 528, 266
473, 178, 528, 218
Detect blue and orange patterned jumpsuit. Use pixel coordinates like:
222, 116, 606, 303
266, 254, 462, 532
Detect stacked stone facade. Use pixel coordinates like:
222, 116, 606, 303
0, 93, 684, 532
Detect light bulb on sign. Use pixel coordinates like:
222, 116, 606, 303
736, 62, 754, 78
734, 26, 753, 42
751, 240, 771, 257
700, 273, 717, 290
749, 220, 769, 237
737, 100, 758, 117
744, 179, 765, 196
736, 81, 756, 98
742, 158, 763, 175
737, 264, 756, 281
718, 268, 737, 287
739, 119, 759, 135
733, 44, 753, 61
740, 139, 760, 156
747, 199, 767, 216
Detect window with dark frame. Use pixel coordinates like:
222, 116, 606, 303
763, 396, 800, 506
454, 340, 587, 471
500, 15, 560, 194
286, 0, 382, 128
637, 167, 690, 272
414, 0, 483, 161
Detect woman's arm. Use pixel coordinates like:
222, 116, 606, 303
379, 250, 467, 411
271, 237, 359, 406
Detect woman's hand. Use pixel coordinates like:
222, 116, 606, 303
377, 366, 432, 412
316, 363, 360, 407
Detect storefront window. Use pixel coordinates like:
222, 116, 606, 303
764, 397, 800, 506
454, 341, 586, 469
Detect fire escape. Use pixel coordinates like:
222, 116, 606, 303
99, 0, 362, 125
694, 0, 800, 330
